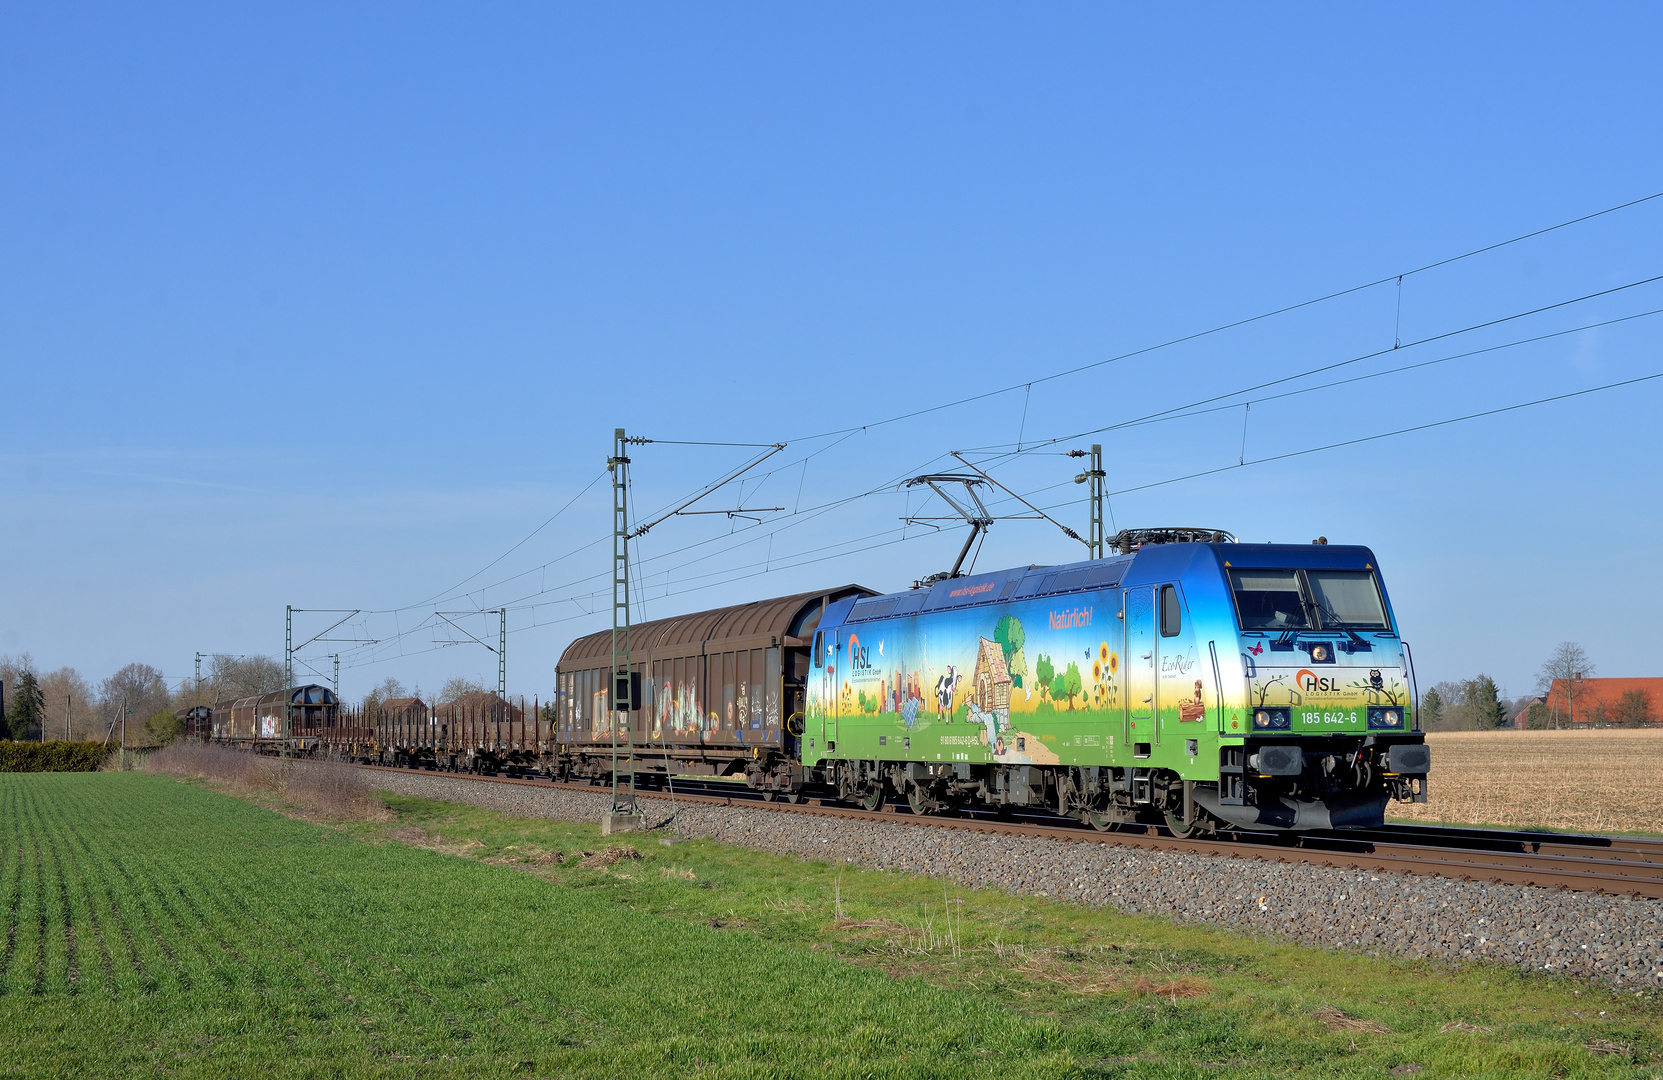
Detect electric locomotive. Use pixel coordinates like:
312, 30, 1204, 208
800, 530, 1428, 834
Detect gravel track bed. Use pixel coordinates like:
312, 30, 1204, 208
367, 769, 1663, 989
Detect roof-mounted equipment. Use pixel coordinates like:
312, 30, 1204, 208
1109, 527, 1236, 554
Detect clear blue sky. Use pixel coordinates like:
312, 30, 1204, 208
5, 3, 1661, 703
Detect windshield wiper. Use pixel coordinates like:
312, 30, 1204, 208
1304, 590, 1369, 650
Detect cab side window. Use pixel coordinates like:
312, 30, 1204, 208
813, 632, 824, 668
1160, 584, 1182, 637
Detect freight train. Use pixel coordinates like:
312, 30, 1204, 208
551, 530, 1429, 835
195, 529, 1429, 835
180, 685, 341, 752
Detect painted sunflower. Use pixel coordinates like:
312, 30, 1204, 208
1099, 643, 1109, 663
1092, 660, 1102, 681
1108, 651, 1119, 674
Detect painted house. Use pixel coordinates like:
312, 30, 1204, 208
972, 637, 1012, 714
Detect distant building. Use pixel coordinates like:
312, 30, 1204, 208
1544, 677, 1663, 726
1508, 695, 1545, 730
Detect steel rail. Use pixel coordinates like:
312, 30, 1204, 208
347, 762, 1663, 899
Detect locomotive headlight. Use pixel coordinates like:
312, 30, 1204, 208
1253, 708, 1291, 730
1368, 706, 1403, 730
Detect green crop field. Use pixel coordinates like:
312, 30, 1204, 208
2, 772, 1659, 1078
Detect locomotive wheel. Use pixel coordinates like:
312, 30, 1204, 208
1163, 807, 1196, 839
905, 784, 936, 816
857, 782, 884, 812
1087, 810, 1122, 833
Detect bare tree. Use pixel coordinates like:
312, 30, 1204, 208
204, 654, 284, 701
1535, 642, 1594, 728
361, 677, 409, 715
438, 676, 486, 705
37, 667, 96, 741
1613, 688, 1655, 727
99, 663, 172, 732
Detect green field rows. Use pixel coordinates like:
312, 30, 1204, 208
0, 773, 1087, 1077
2, 772, 1658, 1079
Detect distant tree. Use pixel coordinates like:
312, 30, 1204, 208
1034, 654, 1055, 703
11, 671, 46, 741
1614, 688, 1655, 727
1525, 700, 1549, 729
1062, 662, 1083, 711
206, 654, 284, 701
1426, 676, 1506, 730
1419, 685, 1444, 729
1535, 642, 1594, 728
145, 709, 183, 745
361, 676, 409, 716
37, 667, 95, 741
439, 676, 487, 705
99, 663, 171, 724
994, 616, 1027, 689
0, 653, 37, 739
1465, 674, 1506, 729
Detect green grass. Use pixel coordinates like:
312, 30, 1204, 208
3, 774, 1659, 1079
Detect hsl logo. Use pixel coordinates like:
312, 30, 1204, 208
1295, 668, 1341, 693
847, 634, 873, 671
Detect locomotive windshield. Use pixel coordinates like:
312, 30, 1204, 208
1229, 568, 1389, 631
1305, 570, 1389, 629
1228, 570, 1311, 629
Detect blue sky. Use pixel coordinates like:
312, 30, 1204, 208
4, 3, 1661, 702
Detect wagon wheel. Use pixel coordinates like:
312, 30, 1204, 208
783, 789, 804, 805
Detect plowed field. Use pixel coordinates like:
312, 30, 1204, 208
1389, 728, 1663, 834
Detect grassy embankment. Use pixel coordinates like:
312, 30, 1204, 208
2, 770, 1658, 1079
1390, 728, 1663, 835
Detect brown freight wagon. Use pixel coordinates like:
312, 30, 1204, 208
210, 684, 339, 753
555, 585, 871, 794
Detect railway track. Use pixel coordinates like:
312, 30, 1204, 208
349, 762, 1663, 900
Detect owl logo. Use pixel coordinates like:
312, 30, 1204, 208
1369, 669, 1383, 691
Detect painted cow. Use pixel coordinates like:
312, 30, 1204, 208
935, 668, 961, 720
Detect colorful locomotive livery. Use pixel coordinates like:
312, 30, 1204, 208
799, 535, 1428, 833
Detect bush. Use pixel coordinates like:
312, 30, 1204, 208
145, 709, 184, 745
143, 742, 387, 820
0, 740, 113, 772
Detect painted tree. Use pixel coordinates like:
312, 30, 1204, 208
1049, 671, 1067, 704
1034, 654, 1055, 703
1062, 662, 1083, 710
994, 615, 1027, 689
